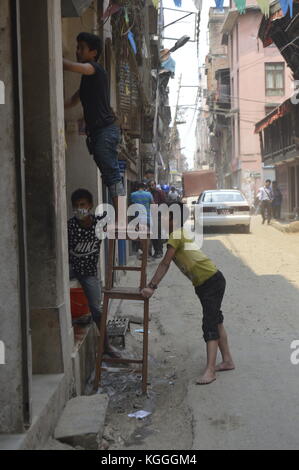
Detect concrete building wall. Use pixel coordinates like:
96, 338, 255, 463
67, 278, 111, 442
0, 0, 29, 434
20, 0, 73, 375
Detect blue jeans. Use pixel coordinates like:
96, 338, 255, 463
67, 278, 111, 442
88, 124, 125, 198
71, 270, 101, 325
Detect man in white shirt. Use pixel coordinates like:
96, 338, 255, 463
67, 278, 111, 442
257, 180, 273, 224
168, 187, 180, 203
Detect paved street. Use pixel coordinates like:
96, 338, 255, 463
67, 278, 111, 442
103, 216, 299, 450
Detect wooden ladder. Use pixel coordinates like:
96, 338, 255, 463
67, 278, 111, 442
94, 229, 150, 394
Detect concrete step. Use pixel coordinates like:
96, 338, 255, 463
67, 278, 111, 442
54, 394, 109, 450
41, 438, 77, 450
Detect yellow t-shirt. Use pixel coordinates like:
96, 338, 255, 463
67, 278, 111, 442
167, 229, 218, 287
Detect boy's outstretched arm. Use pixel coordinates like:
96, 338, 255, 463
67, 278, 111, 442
64, 89, 80, 109
141, 245, 176, 299
63, 58, 95, 75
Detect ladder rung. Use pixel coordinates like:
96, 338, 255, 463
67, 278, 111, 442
101, 367, 142, 374
102, 358, 143, 364
112, 266, 142, 271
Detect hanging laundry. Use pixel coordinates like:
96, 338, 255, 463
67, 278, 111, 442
124, 7, 129, 25
160, 56, 176, 76
173, 0, 182, 6
215, 0, 225, 9
102, 1, 121, 20
279, 0, 293, 17
128, 31, 137, 54
152, 0, 159, 9
233, 0, 246, 14
256, 0, 270, 17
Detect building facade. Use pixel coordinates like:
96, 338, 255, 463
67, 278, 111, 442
0, 0, 161, 449
221, 0, 292, 205
256, 0, 299, 219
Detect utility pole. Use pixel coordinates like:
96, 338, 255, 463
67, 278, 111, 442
168, 74, 182, 185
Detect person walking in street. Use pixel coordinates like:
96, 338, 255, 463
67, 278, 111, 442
63, 32, 125, 221
143, 169, 155, 186
141, 202, 235, 385
257, 180, 273, 224
272, 181, 283, 220
148, 180, 167, 259
130, 182, 154, 259
167, 186, 180, 203
68, 189, 121, 358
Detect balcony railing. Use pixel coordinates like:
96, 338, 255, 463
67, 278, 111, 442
256, 101, 299, 164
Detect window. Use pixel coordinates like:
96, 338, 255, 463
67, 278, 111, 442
265, 63, 285, 96
202, 192, 245, 203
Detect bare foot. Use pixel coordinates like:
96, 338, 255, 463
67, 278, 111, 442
196, 369, 216, 385
215, 361, 235, 372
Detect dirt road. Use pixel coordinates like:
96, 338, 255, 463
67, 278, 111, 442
101, 216, 299, 450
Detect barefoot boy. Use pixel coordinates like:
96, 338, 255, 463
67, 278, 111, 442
141, 203, 234, 384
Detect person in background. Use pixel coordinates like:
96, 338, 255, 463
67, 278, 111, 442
148, 180, 167, 259
168, 186, 180, 203
143, 169, 155, 185
272, 181, 283, 220
130, 182, 154, 259
257, 180, 273, 225
68, 189, 121, 358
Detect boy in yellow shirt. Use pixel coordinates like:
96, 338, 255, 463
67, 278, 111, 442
141, 203, 234, 385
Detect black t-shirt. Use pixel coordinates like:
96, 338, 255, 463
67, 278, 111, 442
79, 62, 115, 132
68, 216, 102, 276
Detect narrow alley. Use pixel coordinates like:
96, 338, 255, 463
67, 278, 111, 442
101, 218, 299, 450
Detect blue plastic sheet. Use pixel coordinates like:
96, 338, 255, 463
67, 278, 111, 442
279, 0, 293, 17
128, 31, 137, 54
215, 0, 225, 9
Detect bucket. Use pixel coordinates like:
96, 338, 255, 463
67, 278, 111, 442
70, 288, 90, 319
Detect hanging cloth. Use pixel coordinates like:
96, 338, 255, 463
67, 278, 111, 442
256, 0, 270, 18
233, 0, 246, 14
128, 31, 137, 55
215, 0, 225, 9
152, 0, 159, 9
279, 0, 293, 17
173, 0, 182, 6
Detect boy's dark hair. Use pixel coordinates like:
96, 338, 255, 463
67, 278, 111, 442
134, 182, 146, 191
145, 169, 155, 176
77, 32, 103, 61
168, 201, 189, 228
265, 179, 271, 184
71, 189, 93, 206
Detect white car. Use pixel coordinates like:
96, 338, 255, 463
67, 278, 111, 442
195, 190, 251, 233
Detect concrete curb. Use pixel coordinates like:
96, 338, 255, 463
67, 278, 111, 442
271, 221, 299, 233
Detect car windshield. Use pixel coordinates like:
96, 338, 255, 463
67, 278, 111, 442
202, 192, 245, 203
